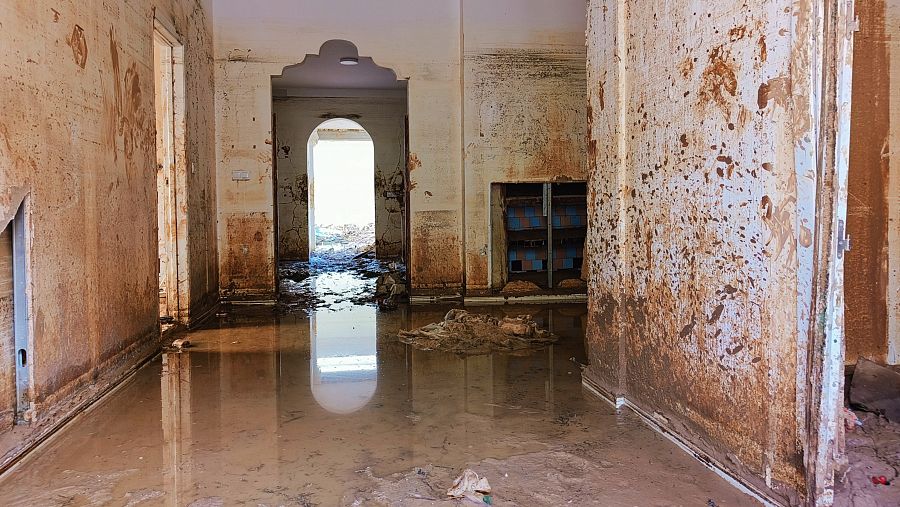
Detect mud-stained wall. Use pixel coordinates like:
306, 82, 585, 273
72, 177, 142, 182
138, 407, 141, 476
585, 0, 821, 503
845, 0, 898, 364
213, 0, 588, 297
273, 94, 407, 261
462, 1, 587, 292
0, 0, 217, 429
213, 0, 463, 297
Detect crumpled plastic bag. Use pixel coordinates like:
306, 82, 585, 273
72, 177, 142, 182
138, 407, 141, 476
447, 469, 492, 502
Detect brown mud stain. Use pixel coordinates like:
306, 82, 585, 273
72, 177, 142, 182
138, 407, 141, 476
407, 153, 421, 173
728, 25, 747, 41
66, 24, 88, 68
698, 45, 737, 117
679, 57, 694, 79
757, 77, 791, 110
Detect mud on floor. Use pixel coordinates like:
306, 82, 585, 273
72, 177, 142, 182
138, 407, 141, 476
836, 411, 900, 506
278, 250, 407, 313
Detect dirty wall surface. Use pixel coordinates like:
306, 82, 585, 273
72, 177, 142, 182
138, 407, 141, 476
462, 1, 587, 293
845, 0, 900, 365
0, 0, 217, 441
213, 0, 463, 298
273, 94, 407, 261
585, 0, 821, 503
213, 0, 587, 297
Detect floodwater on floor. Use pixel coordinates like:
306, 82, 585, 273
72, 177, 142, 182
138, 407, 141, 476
0, 270, 757, 506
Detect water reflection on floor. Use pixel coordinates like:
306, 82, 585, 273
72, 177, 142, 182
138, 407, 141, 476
0, 273, 756, 506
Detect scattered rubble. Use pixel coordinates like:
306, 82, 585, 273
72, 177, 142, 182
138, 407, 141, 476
835, 360, 900, 505
315, 223, 376, 253
835, 410, 900, 506
277, 248, 407, 314
398, 309, 556, 355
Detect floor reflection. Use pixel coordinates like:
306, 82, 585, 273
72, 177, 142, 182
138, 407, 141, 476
310, 306, 378, 414
0, 271, 754, 506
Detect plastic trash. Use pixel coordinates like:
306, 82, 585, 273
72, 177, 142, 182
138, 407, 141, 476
447, 469, 492, 503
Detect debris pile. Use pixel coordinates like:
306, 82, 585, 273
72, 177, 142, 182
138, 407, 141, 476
315, 223, 376, 253
500, 280, 542, 295
398, 309, 557, 355
835, 358, 900, 505
277, 249, 407, 313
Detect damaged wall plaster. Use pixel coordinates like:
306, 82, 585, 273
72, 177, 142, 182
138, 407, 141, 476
273, 93, 407, 261
462, 1, 587, 293
585, 0, 829, 503
0, 0, 217, 457
212, 0, 587, 297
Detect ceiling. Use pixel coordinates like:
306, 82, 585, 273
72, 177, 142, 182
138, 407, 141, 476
272, 40, 406, 93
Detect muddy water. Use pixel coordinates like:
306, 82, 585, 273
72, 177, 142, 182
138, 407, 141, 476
0, 272, 756, 506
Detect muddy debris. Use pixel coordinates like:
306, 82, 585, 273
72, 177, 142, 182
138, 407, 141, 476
398, 309, 556, 355
500, 280, 542, 295
278, 249, 408, 314
835, 409, 900, 506
557, 278, 587, 290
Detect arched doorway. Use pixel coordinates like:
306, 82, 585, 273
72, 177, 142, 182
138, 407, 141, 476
306, 119, 375, 255
271, 40, 409, 268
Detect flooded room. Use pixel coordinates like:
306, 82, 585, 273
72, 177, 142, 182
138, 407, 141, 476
0, 0, 895, 505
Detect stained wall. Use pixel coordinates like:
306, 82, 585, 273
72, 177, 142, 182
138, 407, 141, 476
273, 93, 407, 261
462, 1, 587, 292
213, 0, 587, 297
0, 0, 217, 454
585, 0, 822, 503
845, 0, 900, 365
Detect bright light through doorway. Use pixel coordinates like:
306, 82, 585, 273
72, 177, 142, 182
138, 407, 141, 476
309, 119, 375, 253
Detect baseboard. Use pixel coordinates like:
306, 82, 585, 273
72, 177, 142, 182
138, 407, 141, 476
464, 293, 588, 305
582, 376, 782, 507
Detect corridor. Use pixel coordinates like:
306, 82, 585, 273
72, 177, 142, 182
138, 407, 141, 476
0, 270, 752, 505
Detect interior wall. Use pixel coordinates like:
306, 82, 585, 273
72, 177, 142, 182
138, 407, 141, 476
213, 0, 463, 298
0, 0, 217, 447
585, 0, 823, 503
273, 93, 407, 261
846, 0, 900, 365
213, 0, 588, 297
846, 0, 889, 364
462, 0, 588, 293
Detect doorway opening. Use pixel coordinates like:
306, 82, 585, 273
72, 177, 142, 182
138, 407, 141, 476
308, 119, 375, 255
270, 40, 410, 311
153, 21, 187, 324
1, 199, 31, 425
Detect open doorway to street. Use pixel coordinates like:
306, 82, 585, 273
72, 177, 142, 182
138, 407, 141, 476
153, 22, 187, 325
307, 119, 375, 255
271, 40, 409, 311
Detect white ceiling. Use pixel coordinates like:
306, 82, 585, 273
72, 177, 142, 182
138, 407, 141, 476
272, 40, 406, 93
